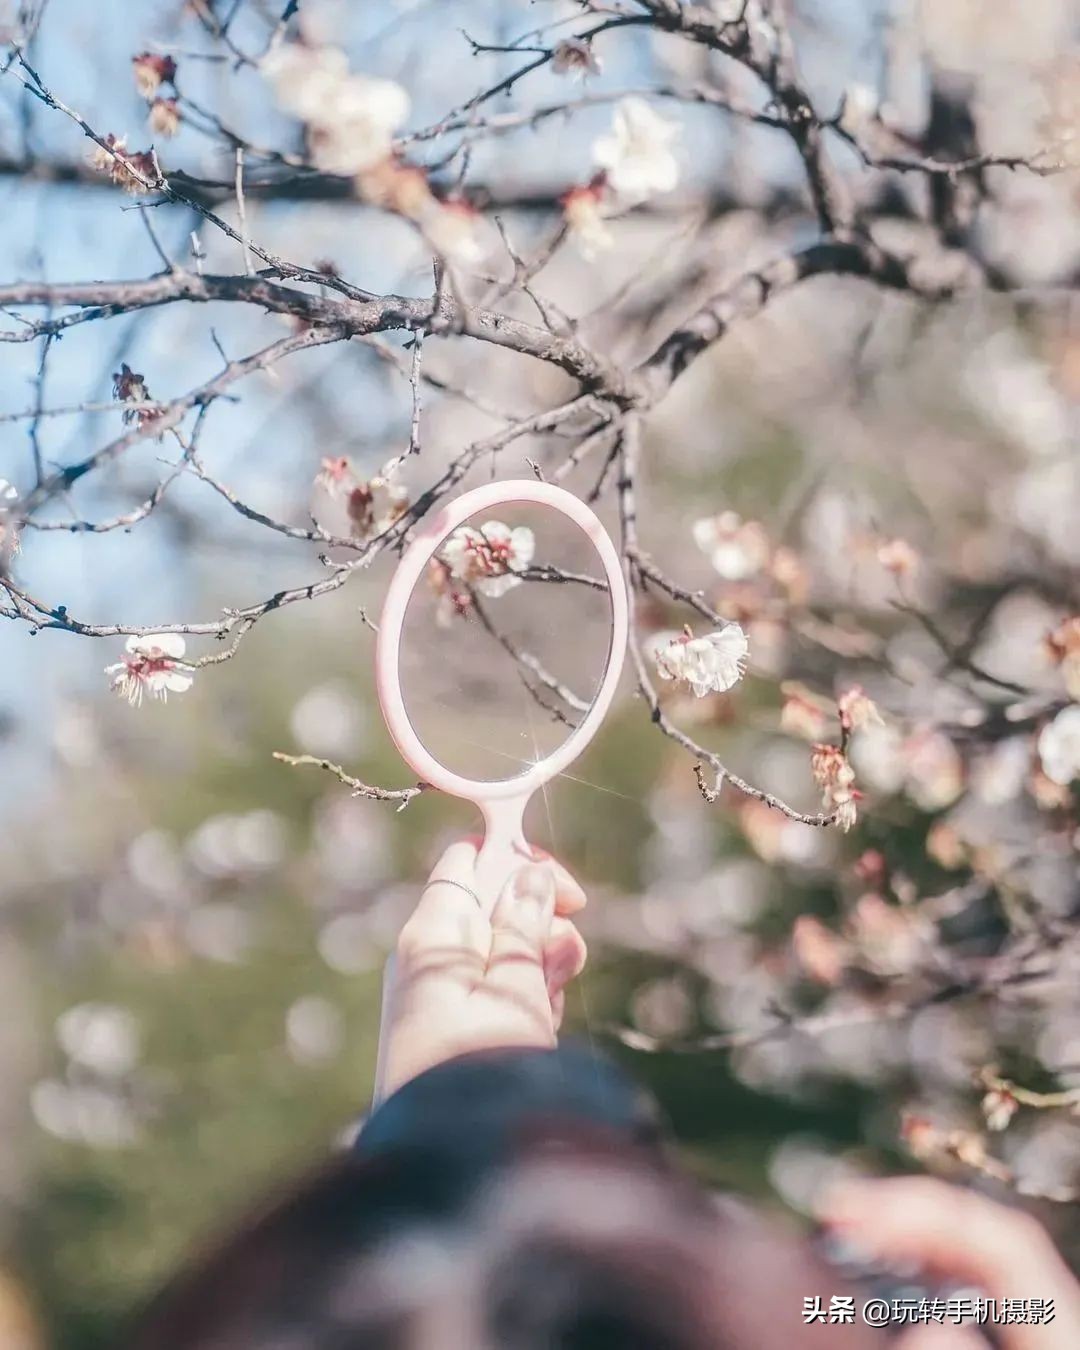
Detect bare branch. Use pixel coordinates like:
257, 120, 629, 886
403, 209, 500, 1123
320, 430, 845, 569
272, 752, 426, 809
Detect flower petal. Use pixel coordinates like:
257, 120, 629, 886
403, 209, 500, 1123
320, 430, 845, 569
154, 632, 187, 659
508, 526, 535, 570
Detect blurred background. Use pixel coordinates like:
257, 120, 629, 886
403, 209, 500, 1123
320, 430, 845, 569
1, 1, 1079, 1345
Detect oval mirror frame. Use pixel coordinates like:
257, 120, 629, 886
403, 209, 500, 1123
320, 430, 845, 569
376, 480, 629, 804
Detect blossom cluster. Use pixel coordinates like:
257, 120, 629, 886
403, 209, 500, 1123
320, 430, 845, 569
132, 51, 180, 138
438, 521, 535, 598
86, 133, 159, 196
261, 43, 408, 176
424, 520, 536, 625
561, 98, 682, 258
649, 623, 749, 698
112, 362, 159, 427
692, 508, 809, 601
810, 743, 860, 832
261, 43, 481, 264
105, 634, 193, 706
313, 454, 410, 544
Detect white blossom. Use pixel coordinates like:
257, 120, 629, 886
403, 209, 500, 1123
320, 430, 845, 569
649, 624, 749, 697
982, 1086, 1019, 1133
551, 38, 602, 79
0, 476, 19, 555
837, 685, 884, 733
132, 53, 176, 102
593, 97, 680, 201
877, 537, 919, 577
309, 77, 410, 175
780, 685, 830, 741
149, 97, 181, 138
1038, 705, 1080, 785
440, 521, 535, 598
422, 200, 484, 265
105, 633, 193, 706
832, 791, 859, 833
849, 722, 906, 794
562, 183, 614, 259
692, 511, 769, 580
427, 556, 471, 627
312, 455, 409, 542
262, 45, 408, 175
840, 82, 879, 133
904, 729, 964, 811
972, 736, 1030, 805
811, 744, 860, 832
261, 43, 351, 121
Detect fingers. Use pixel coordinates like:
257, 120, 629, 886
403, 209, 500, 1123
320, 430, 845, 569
819, 1178, 1080, 1350
396, 841, 587, 1046
429, 837, 480, 887
381, 844, 587, 1097
482, 864, 558, 1041
397, 839, 486, 979
528, 848, 588, 917
544, 916, 587, 1001
821, 1177, 1065, 1292
454, 836, 588, 916
544, 919, 586, 1031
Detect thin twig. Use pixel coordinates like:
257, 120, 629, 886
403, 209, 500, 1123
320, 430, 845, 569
406, 331, 424, 455
234, 146, 254, 276
272, 752, 426, 810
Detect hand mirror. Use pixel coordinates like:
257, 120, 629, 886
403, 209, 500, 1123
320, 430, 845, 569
375, 479, 628, 914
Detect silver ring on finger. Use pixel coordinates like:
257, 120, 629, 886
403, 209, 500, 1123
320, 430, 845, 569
422, 878, 483, 910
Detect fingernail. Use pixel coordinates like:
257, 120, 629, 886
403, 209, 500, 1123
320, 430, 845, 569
513, 864, 555, 910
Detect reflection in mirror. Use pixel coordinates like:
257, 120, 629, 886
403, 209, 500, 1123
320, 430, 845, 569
398, 503, 614, 783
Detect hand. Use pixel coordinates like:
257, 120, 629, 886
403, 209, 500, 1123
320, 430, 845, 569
819, 1177, 1080, 1349
377, 838, 588, 1099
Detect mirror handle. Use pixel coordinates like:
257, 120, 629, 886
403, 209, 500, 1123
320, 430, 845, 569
474, 796, 530, 918
371, 796, 531, 1108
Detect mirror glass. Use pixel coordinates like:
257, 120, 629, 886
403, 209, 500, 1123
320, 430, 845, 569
398, 502, 614, 783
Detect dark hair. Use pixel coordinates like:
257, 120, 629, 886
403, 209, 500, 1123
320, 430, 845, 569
125, 1128, 886, 1350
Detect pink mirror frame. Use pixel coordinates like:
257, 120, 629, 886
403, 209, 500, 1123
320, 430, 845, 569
375, 479, 629, 906
371, 479, 628, 1102
376, 479, 628, 796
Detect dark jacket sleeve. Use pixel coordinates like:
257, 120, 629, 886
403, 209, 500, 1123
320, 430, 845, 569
356, 1040, 664, 1167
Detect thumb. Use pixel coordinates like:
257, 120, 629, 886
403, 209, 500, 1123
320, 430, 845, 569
495, 864, 556, 944
482, 864, 557, 1028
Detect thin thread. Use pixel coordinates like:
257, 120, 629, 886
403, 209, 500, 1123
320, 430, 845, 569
525, 689, 600, 1065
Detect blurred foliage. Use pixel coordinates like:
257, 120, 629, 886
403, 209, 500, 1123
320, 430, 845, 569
4, 608, 886, 1350
3, 1, 1080, 1344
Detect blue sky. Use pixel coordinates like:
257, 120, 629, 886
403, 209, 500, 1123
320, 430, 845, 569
0, 0, 880, 809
